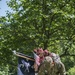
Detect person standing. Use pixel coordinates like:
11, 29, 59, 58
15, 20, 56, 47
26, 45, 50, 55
33, 48, 66, 75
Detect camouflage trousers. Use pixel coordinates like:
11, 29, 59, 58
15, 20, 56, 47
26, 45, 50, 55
38, 56, 66, 75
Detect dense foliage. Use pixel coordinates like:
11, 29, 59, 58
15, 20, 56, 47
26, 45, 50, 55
0, 0, 75, 74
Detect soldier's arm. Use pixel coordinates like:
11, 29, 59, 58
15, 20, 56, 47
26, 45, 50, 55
59, 62, 66, 75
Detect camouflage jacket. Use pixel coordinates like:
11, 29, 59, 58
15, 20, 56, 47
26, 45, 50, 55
38, 56, 66, 75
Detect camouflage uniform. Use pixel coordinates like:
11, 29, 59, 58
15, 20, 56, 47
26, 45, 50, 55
38, 56, 53, 75
52, 61, 66, 75
38, 56, 66, 75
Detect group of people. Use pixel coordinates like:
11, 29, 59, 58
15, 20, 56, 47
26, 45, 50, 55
33, 48, 66, 75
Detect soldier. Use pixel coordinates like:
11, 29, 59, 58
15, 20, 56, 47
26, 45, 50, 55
34, 48, 66, 75
38, 50, 66, 75
33, 48, 45, 75
38, 56, 54, 75
33, 48, 53, 75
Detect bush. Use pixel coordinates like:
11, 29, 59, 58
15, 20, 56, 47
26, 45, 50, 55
0, 65, 9, 75
68, 66, 75, 75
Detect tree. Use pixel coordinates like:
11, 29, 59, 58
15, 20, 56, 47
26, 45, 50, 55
68, 66, 75, 75
0, 0, 75, 74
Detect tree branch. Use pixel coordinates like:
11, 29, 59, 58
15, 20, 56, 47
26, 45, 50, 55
60, 53, 75, 57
